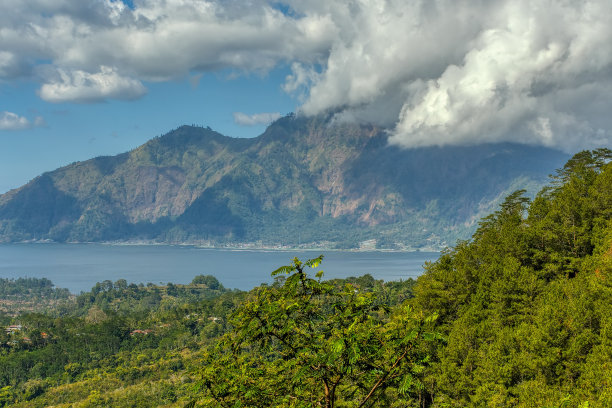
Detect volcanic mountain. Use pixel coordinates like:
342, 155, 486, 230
0, 115, 569, 249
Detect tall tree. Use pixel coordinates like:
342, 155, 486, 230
198, 256, 440, 407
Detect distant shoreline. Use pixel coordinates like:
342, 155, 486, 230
0, 244, 439, 293
2, 239, 443, 253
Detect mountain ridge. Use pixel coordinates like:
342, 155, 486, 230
0, 115, 570, 249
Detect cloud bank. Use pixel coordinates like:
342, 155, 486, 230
1, 0, 611, 151
233, 112, 282, 126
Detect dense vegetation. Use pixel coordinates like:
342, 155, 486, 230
198, 258, 432, 408
0, 278, 72, 318
0, 149, 609, 407
0, 273, 416, 407
0, 278, 70, 299
0, 275, 245, 407
413, 148, 612, 407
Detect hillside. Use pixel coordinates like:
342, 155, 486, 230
0, 115, 569, 249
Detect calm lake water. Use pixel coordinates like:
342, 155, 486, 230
0, 244, 439, 293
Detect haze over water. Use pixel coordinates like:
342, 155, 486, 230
0, 244, 439, 293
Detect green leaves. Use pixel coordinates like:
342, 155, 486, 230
199, 256, 440, 407
412, 150, 612, 407
304, 257, 322, 269
271, 265, 293, 276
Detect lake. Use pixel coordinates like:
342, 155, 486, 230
0, 243, 439, 293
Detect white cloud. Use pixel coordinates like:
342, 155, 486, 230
383, 0, 612, 151
285, 0, 612, 152
39, 66, 147, 103
233, 111, 282, 126
0, 0, 334, 101
0, 111, 44, 131
1, 0, 611, 150
0, 51, 27, 78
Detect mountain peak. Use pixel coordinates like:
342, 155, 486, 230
0, 118, 569, 248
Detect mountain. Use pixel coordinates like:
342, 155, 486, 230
0, 115, 569, 249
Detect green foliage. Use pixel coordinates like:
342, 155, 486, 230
191, 275, 223, 290
74, 277, 231, 316
0, 277, 70, 300
0, 278, 73, 316
199, 256, 440, 407
414, 149, 612, 407
0, 269, 417, 407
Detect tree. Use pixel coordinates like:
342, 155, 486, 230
198, 256, 440, 407
412, 150, 612, 407
551, 148, 612, 187
191, 275, 223, 290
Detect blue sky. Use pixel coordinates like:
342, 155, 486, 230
1, 0, 611, 193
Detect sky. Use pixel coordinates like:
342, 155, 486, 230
1, 0, 611, 194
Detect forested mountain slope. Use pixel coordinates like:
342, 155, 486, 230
414, 148, 612, 406
0, 115, 568, 248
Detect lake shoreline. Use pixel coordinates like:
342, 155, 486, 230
0, 243, 440, 294
5, 239, 443, 254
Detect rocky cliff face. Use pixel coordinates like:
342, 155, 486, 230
0, 115, 569, 248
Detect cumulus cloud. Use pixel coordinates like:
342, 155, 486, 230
384, 1, 612, 151
233, 112, 282, 126
0, 112, 44, 131
284, 0, 612, 152
39, 66, 146, 103
0, 51, 28, 78
0, 0, 334, 102
1, 0, 611, 150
